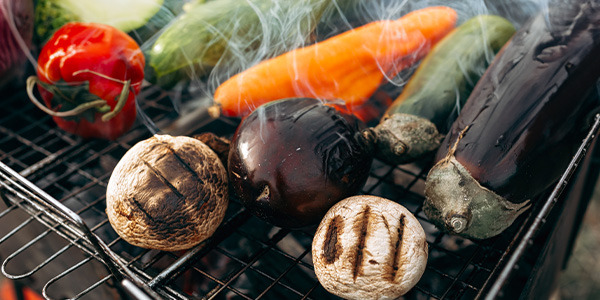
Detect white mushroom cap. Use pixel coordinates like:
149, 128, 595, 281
106, 135, 228, 251
312, 195, 428, 300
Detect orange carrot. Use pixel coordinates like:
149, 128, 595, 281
213, 6, 458, 117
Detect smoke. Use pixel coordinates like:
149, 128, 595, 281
134, 0, 554, 136
150, 0, 550, 100
22, 0, 553, 135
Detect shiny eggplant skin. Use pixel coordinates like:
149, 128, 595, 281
424, 0, 600, 239
228, 98, 373, 228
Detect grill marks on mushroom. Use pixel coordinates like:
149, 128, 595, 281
390, 214, 406, 282
106, 135, 228, 251
323, 215, 343, 264
326, 205, 408, 283
312, 195, 428, 300
351, 205, 370, 281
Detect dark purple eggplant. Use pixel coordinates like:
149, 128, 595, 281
228, 98, 373, 228
424, 0, 600, 239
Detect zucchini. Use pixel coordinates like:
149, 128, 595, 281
424, 0, 600, 239
34, 0, 185, 44
370, 15, 515, 165
145, 0, 333, 88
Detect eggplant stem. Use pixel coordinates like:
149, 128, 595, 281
26, 76, 108, 118
445, 125, 471, 160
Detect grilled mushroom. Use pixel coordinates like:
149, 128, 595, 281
312, 195, 428, 300
106, 135, 228, 251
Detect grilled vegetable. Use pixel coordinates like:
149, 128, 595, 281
228, 98, 373, 228
370, 15, 515, 165
146, 0, 332, 88
213, 6, 458, 118
27, 22, 145, 140
106, 135, 228, 251
34, 0, 185, 44
312, 195, 428, 300
424, 0, 600, 239
0, 0, 34, 88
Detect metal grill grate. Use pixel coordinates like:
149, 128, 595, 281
0, 82, 598, 300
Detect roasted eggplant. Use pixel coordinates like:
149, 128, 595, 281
228, 98, 373, 228
371, 15, 515, 165
424, 0, 600, 239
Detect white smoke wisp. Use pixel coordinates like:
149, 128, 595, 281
142, 0, 552, 134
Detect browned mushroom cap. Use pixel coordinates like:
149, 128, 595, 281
312, 195, 428, 300
106, 135, 228, 251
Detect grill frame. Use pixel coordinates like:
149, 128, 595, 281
0, 81, 598, 300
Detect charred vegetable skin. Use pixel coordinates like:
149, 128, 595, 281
228, 98, 373, 228
424, 0, 600, 239
371, 15, 515, 165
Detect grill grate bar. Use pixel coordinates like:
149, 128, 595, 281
231, 229, 316, 271
426, 266, 480, 294
147, 207, 251, 288
187, 261, 255, 300
211, 223, 322, 299
0, 124, 76, 172
126, 249, 161, 271
213, 246, 313, 300
0, 97, 73, 146
0, 204, 115, 284
2, 228, 72, 280
130, 250, 168, 272
484, 114, 600, 299
300, 282, 321, 300
0, 214, 35, 245
440, 242, 490, 299
413, 284, 442, 299
0, 163, 127, 284
255, 247, 312, 300
0, 191, 88, 254
204, 228, 291, 300
0, 202, 17, 219
72, 274, 113, 300
427, 240, 496, 273
30, 142, 119, 191
42, 256, 96, 300
1, 82, 596, 299
0, 162, 86, 231
18, 146, 75, 178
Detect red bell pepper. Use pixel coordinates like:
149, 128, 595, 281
27, 22, 145, 140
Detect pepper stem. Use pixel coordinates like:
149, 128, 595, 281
71, 69, 133, 122
26, 76, 108, 118
101, 79, 131, 122
72, 69, 128, 84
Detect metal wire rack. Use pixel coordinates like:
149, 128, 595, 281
0, 81, 598, 300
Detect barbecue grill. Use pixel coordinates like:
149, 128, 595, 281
1, 75, 599, 300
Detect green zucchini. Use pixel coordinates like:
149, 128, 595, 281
145, 0, 333, 88
370, 15, 515, 165
34, 0, 186, 44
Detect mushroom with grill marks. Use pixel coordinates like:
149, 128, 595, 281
312, 195, 428, 300
106, 134, 228, 251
